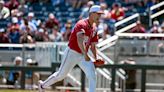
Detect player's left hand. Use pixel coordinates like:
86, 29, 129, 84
93, 59, 105, 66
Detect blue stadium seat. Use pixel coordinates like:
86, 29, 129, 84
35, 12, 44, 17
0, 24, 7, 28
46, 6, 55, 12
31, 3, 43, 11
54, 7, 60, 12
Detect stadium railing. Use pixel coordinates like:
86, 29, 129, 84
116, 33, 164, 38
149, 1, 164, 27
97, 13, 140, 51
114, 13, 140, 33
115, 32, 164, 56
1, 63, 164, 92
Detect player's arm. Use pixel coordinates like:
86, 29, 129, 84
77, 29, 85, 54
91, 42, 97, 60
90, 24, 98, 60
77, 29, 90, 61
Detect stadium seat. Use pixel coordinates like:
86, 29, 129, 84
31, 3, 43, 11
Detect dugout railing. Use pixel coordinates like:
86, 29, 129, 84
100, 64, 164, 92
1, 64, 164, 92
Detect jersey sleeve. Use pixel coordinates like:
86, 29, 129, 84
74, 22, 85, 35
91, 32, 99, 43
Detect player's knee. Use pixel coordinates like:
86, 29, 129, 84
57, 75, 65, 81
55, 73, 66, 81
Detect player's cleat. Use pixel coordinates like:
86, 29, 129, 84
38, 80, 45, 92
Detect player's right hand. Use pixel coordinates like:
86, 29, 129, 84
84, 54, 90, 61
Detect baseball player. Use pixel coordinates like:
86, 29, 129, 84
38, 5, 104, 92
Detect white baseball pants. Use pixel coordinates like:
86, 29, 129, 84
41, 47, 97, 92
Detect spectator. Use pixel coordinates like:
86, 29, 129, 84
6, 56, 22, 85
8, 17, 20, 30
5, 0, 19, 11
8, 17, 20, 43
0, 28, 10, 43
60, 20, 73, 41
25, 58, 40, 89
149, 20, 161, 33
131, 21, 146, 33
107, 3, 125, 35
19, 29, 34, 43
37, 20, 47, 33
11, 9, 19, 17
99, 3, 110, 39
135, 1, 146, 13
79, 1, 94, 19
16, 12, 24, 25
108, 3, 125, 22
45, 13, 60, 34
100, 3, 109, 19
0, 0, 10, 19
13, 56, 22, 66
27, 12, 38, 27
150, 26, 160, 34
20, 18, 37, 35
36, 20, 49, 41
49, 27, 63, 42
97, 20, 110, 40
18, 0, 28, 16
149, 21, 164, 40
35, 29, 49, 42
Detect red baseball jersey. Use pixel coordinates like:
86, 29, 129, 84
68, 19, 98, 54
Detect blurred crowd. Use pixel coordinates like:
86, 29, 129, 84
0, 56, 40, 89
0, 0, 163, 44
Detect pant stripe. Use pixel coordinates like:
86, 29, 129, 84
56, 49, 70, 77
